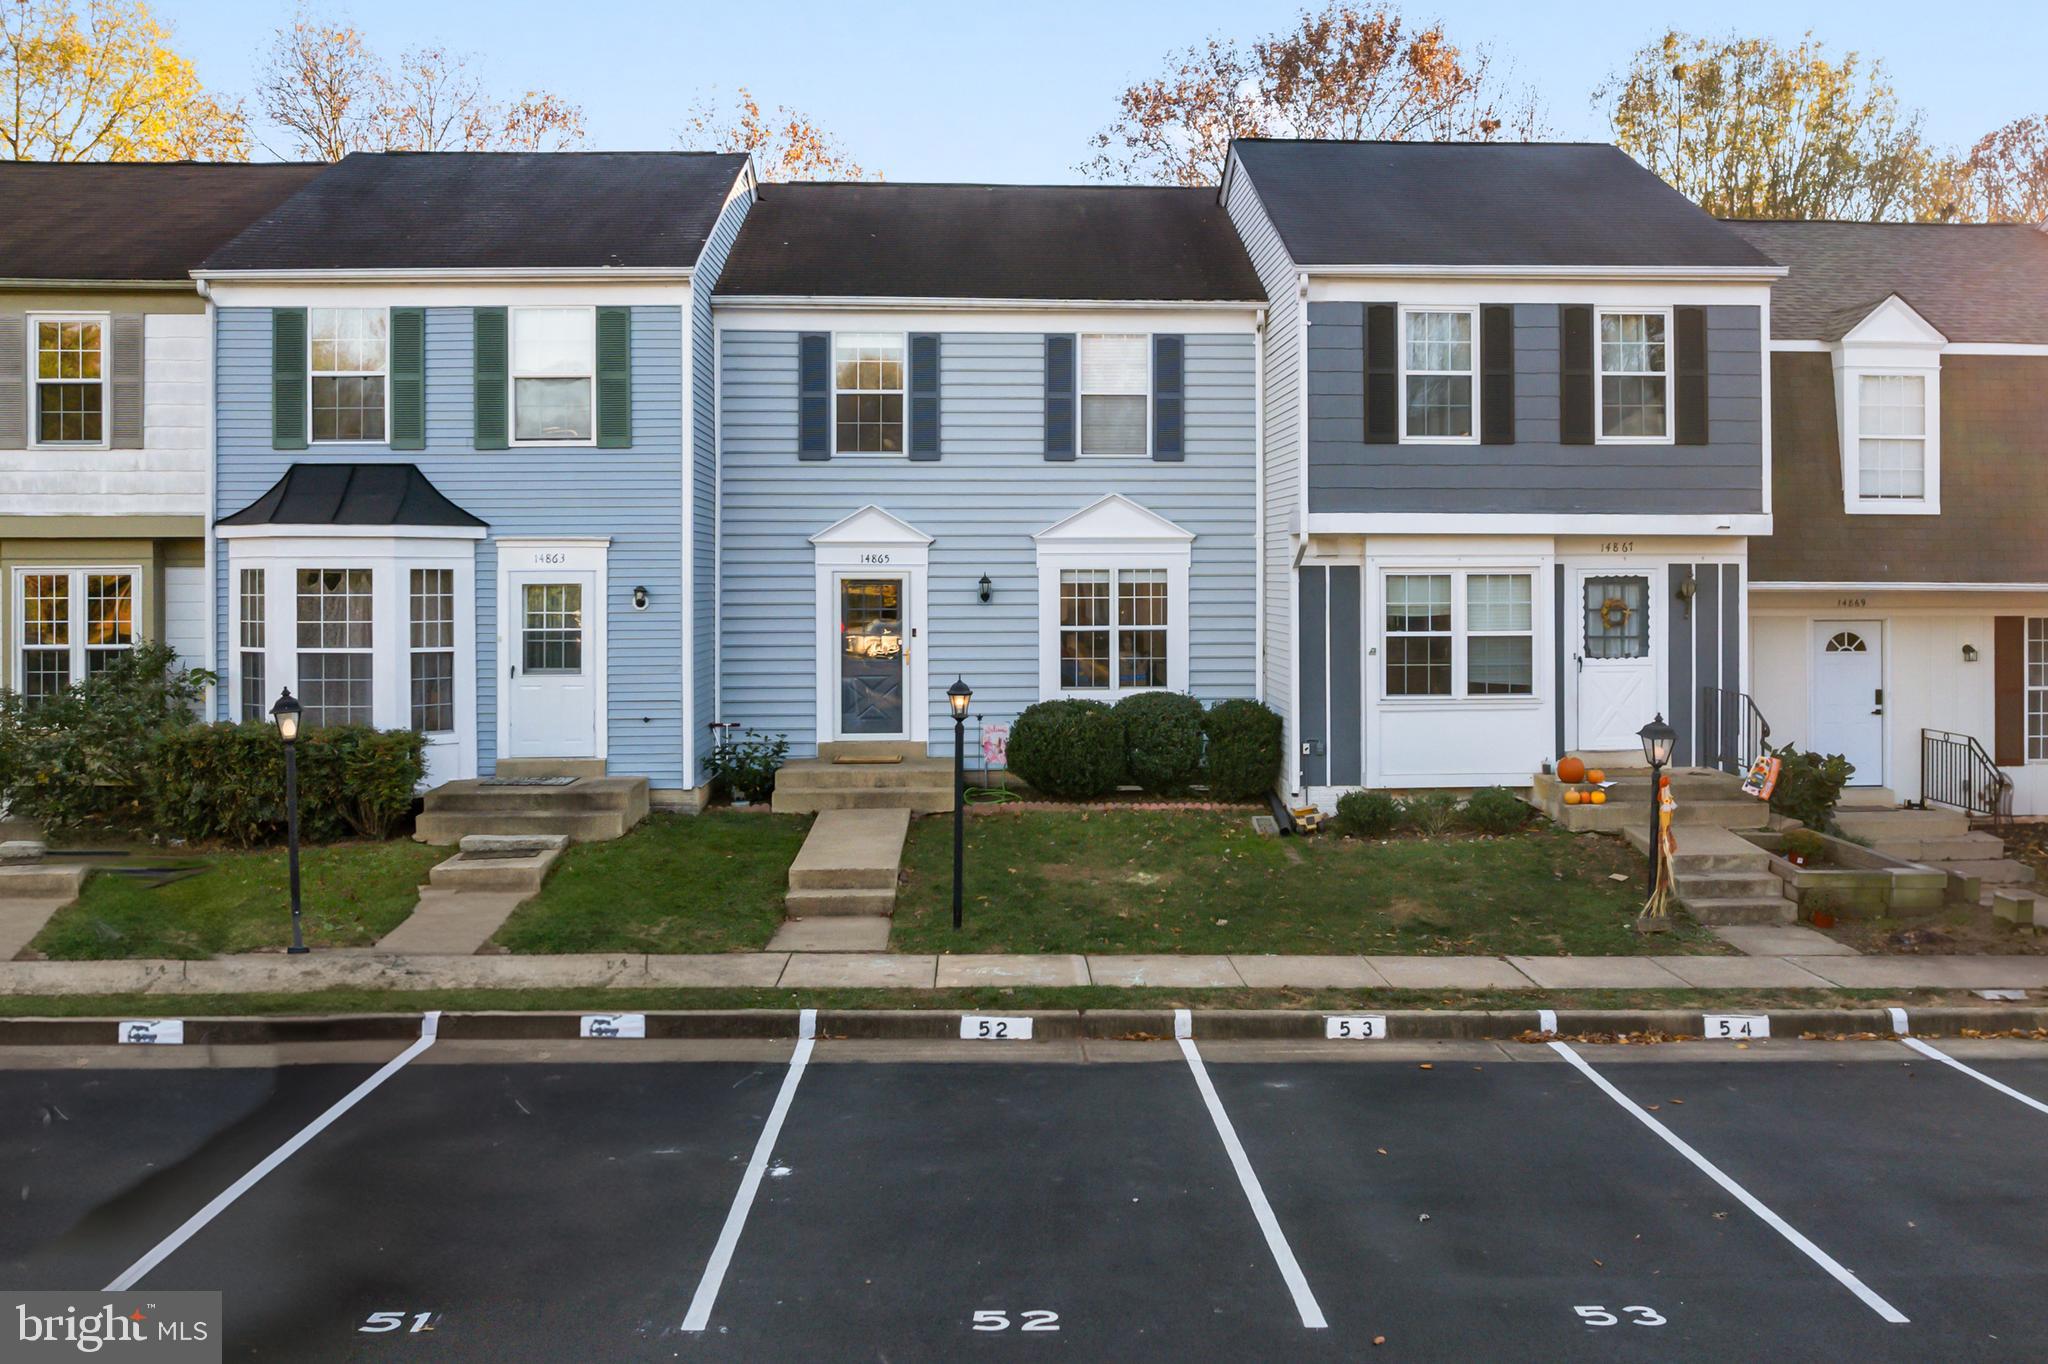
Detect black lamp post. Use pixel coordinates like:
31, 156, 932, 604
270, 688, 308, 955
1637, 712, 1677, 895
948, 677, 973, 930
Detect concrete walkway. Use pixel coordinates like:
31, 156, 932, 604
6, 949, 2048, 995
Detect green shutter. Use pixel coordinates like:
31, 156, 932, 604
389, 307, 426, 450
473, 307, 507, 450
271, 308, 307, 450
595, 306, 632, 448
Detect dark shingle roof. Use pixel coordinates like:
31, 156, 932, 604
203, 152, 750, 272
1232, 139, 1779, 270
219, 465, 486, 529
0, 162, 323, 281
714, 183, 1265, 301
1720, 220, 2048, 343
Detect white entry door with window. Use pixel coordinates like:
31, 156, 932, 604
1811, 621, 1884, 782
1574, 570, 1659, 751
497, 538, 608, 763
835, 574, 908, 739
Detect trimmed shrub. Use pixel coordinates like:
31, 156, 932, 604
704, 728, 790, 804
1462, 786, 1531, 834
1114, 692, 1205, 795
1006, 699, 1125, 798
1202, 699, 1283, 801
0, 642, 210, 834
1767, 743, 1855, 833
1399, 791, 1462, 837
1332, 789, 1400, 837
152, 723, 425, 846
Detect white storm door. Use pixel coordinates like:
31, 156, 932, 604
506, 571, 596, 757
1575, 571, 1658, 751
1811, 621, 1885, 782
834, 573, 909, 740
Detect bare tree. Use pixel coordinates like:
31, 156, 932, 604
1963, 115, 2048, 224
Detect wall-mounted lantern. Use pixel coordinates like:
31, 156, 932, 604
1674, 572, 1698, 620
977, 574, 992, 605
632, 585, 649, 611
1962, 643, 1978, 663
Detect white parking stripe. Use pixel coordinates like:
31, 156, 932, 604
1176, 1011, 1328, 1330
105, 1012, 442, 1292
1897, 1036, 2048, 1116
681, 1008, 817, 1333
1549, 1040, 1909, 1324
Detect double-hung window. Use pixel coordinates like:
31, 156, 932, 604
11, 569, 132, 706
309, 307, 388, 442
1855, 374, 1928, 501
511, 306, 595, 443
833, 333, 905, 453
410, 569, 456, 733
1384, 570, 1536, 700
31, 315, 105, 445
1057, 567, 1171, 691
2028, 617, 2047, 763
296, 568, 373, 727
239, 568, 266, 722
1080, 334, 1148, 456
1400, 309, 1476, 441
1597, 310, 1670, 441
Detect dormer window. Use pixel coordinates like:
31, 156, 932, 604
1854, 374, 1928, 500
1831, 294, 1945, 516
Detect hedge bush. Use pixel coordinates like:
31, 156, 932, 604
1462, 786, 1531, 834
1398, 791, 1462, 837
1006, 699, 1125, 798
1114, 692, 1205, 795
1332, 789, 1400, 837
1201, 699, 1283, 801
152, 723, 425, 846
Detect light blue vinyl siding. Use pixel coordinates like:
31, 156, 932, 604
718, 329, 1258, 759
213, 304, 687, 785
691, 185, 753, 786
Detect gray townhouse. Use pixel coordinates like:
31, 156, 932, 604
1219, 139, 1785, 806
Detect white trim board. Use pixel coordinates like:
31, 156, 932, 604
1309, 513, 1772, 537
812, 508, 932, 746
494, 538, 610, 765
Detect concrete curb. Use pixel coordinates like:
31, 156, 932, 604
4, 1006, 2043, 1047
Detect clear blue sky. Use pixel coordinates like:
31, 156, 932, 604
161, 0, 2045, 179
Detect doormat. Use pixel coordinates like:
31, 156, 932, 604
832, 755, 903, 765
478, 776, 580, 787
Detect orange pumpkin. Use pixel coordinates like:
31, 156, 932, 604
1557, 756, 1587, 784
1562, 789, 1583, 805
1585, 768, 1606, 784
1589, 790, 1608, 805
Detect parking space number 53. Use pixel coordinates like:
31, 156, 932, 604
1575, 1305, 1665, 1327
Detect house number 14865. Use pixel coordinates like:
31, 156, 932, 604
859, 552, 891, 564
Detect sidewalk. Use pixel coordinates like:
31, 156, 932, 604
5, 949, 2048, 996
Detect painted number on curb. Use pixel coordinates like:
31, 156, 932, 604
971, 1310, 1059, 1332
1325, 1015, 1387, 1041
1704, 1014, 1770, 1040
961, 1015, 1033, 1041
1575, 1305, 1666, 1327
579, 1014, 646, 1039
359, 1311, 439, 1334
119, 1020, 184, 1045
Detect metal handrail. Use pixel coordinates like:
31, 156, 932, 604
1920, 728, 2014, 825
1699, 687, 1771, 774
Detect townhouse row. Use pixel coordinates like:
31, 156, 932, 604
3, 141, 2045, 814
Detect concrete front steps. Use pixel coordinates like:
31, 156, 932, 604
377, 834, 567, 954
0, 842, 88, 959
1833, 806, 2036, 903
415, 771, 649, 845
768, 807, 912, 953
772, 741, 954, 815
1624, 823, 1799, 925
1534, 765, 1770, 835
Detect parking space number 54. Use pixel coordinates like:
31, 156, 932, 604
1575, 1305, 1665, 1327
972, 1310, 1059, 1332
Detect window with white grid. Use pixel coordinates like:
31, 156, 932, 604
1598, 310, 1669, 441
239, 569, 266, 722
2028, 617, 2047, 763
32, 316, 105, 445
1385, 573, 1453, 696
296, 568, 373, 727
832, 332, 904, 454
309, 308, 388, 442
1856, 374, 1928, 500
1401, 310, 1475, 441
16, 573, 71, 705
1466, 573, 1534, 695
1057, 567, 1172, 691
83, 574, 132, 677
11, 570, 133, 705
1080, 335, 1148, 456
410, 569, 456, 733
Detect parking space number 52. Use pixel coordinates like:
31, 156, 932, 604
972, 1310, 1059, 1332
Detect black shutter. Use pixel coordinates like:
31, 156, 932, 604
1561, 304, 1594, 446
907, 332, 940, 460
1480, 304, 1515, 445
798, 332, 830, 460
1152, 334, 1184, 461
1364, 303, 1397, 444
1675, 306, 1709, 445
1044, 334, 1075, 460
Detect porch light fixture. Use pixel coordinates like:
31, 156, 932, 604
1637, 712, 1677, 898
1674, 572, 1697, 620
632, 585, 649, 611
948, 677, 973, 930
1962, 643, 1978, 663
977, 573, 992, 605
269, 688, 308, 955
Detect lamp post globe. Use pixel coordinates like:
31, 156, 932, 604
269, 687, 302, 743
272, 688, 309, 955
948, 677, 972, 929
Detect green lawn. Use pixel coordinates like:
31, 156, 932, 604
31, 840, 446, 959
893, 809, 1724, 957
491, 811, 811, 954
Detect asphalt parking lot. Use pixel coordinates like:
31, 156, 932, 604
5, 1027, 2047, 1361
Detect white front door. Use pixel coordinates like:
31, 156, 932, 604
834, 573, 909, 740
1811, 620, 1884, 783
1575, 571, 1659, 751
506, 570, 596, 757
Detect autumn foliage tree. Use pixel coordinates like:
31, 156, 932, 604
256, 5, 585, 159
1, 0, 246, 160
1963, 115, 2048, 224
1081, 1, 1545, 186
681, 86, 872, 181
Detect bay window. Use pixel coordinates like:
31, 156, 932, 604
1400, 309, 1475, 441
239, 568, 266, 722
410, 569, 456, 733
296, 568, 373, 727
1597, 310, 1670, 441
1382, 569, 1538, 701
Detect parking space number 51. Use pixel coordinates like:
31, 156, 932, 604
360, 1311, 438, 1334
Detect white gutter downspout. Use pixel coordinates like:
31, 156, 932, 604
1252, 306, 1265, 705
680, 279, 696, 798
1288, 271, 1311, 801
196, 277, 218, 722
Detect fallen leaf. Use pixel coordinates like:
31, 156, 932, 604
1376, 1148, 1388, 1156
1373, 1336, 1387, 1346
1593, 1258, 1604, 1267
1418, 1063, 1434, 1070
1418, 1213, 1431, 1222
1670, 1098, 1684, 1105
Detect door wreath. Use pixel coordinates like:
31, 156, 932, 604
1598, 596, 1634, 630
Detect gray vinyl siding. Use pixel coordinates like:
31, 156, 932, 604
1224, 164, 1301, 787
1666, 561, 1743, 768
212, 304, 687, 784
691, 184, 752, 786
718, 328, 1257, 759
1296, 564, 1363, 787
1305, 302, 1764, 514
